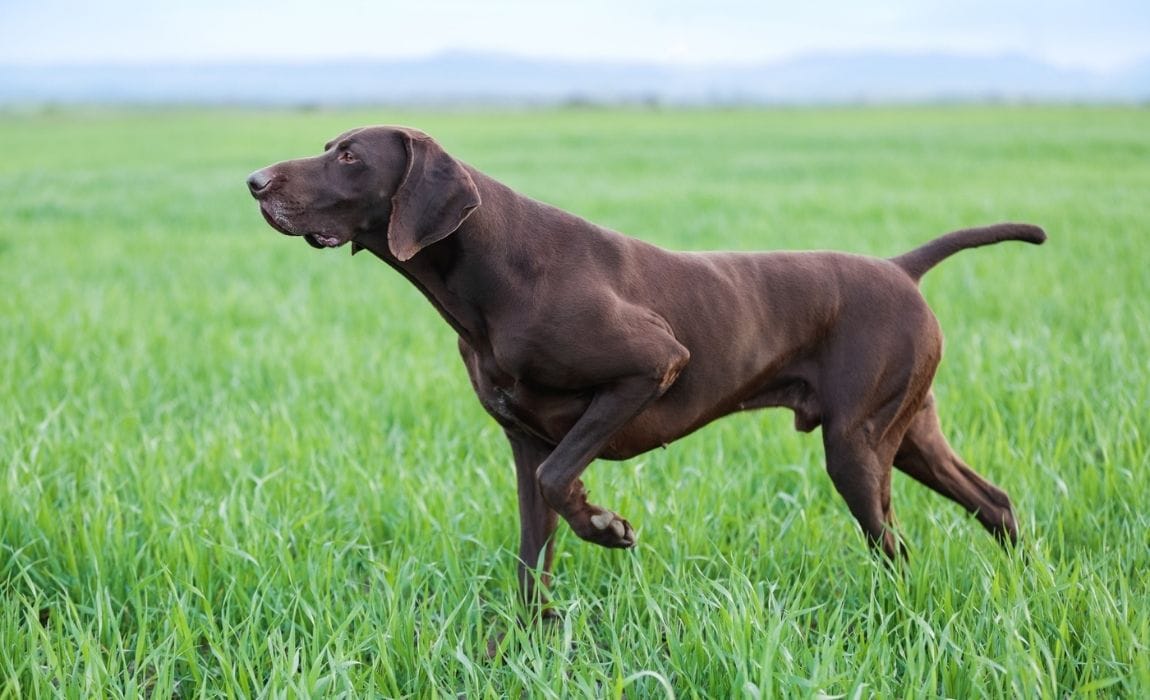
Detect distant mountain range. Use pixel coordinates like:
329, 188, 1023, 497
2, 50, 1147, 105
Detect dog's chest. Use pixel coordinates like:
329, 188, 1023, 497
461, 344, 590, 446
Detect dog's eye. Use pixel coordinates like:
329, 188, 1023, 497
337, 150, 358, 164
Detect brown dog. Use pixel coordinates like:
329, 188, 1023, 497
247, 126, 1044, 611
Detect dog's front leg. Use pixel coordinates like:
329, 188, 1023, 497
535, 332, 689, 549
505, 429, 560, 617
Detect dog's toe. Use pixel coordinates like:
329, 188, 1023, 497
582, 508, 635, 548
590, 511, 614, 530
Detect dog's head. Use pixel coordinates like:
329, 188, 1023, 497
247, 126, 481, 261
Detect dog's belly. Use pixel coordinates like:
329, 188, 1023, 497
461, 340, 820, 460
468, 370, 765, 461
602, 373, 823, 459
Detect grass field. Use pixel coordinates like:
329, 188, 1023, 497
1, 105, 1148, 697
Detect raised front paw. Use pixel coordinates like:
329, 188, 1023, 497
575, 508, 636, 548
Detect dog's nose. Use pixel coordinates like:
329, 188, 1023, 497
246, 168, 274, 197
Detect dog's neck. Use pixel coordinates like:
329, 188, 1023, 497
357, 167, 586, 355
357, 175, 504, 350
359, 240, 484, 347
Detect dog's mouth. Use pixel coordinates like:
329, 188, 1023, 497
259, 204, 346, 249
303, 233, 345, 248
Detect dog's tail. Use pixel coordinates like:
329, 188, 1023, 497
891, 223, 1047, 282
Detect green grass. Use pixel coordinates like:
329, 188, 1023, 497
1, 105, 1148, 697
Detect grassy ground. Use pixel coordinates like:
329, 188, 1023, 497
1, 106, 1147, 697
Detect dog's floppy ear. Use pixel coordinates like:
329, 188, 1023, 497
388, 131, 481, 262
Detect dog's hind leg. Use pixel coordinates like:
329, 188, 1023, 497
823, 426, 905, 560
893, 393, 1019, 545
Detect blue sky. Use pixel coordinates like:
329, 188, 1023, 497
2, 0, 1147, 71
